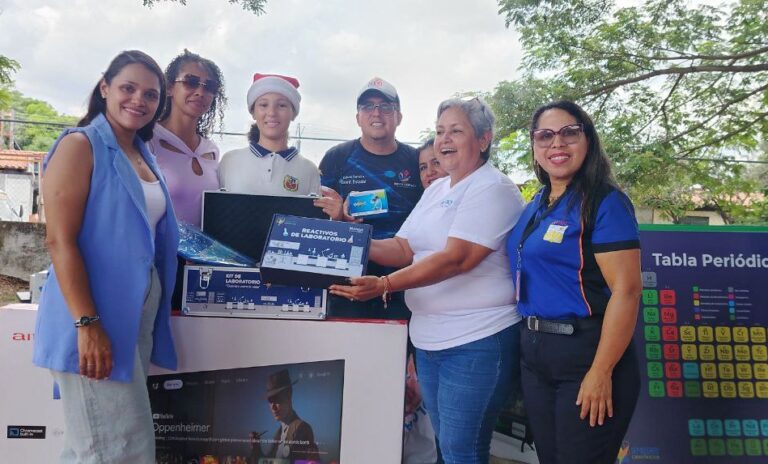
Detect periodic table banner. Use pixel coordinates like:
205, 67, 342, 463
622, 225, 768, 463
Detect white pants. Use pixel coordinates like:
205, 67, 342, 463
52, 267, 161, 464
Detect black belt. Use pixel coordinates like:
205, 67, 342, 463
524, 315, 603, 335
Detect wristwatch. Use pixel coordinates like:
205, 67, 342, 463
74, 315, 101, 328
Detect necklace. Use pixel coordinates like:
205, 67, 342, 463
547, 194, 560, 206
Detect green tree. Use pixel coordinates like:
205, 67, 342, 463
492, 0, 768, 224
0, 55, 20, 110
8, 91, 77, 152
143, 0, 267, 15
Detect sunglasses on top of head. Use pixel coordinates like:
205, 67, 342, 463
174, 74, 220, 95
530, 123, 584, 148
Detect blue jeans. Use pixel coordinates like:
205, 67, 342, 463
415, 323, 521, 464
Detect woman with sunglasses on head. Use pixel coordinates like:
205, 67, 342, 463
148, 49, 226, 227
506, 100, 641, 464
218, 73, 321, 196
330, 97, 525, 463
33, 50, 179, 463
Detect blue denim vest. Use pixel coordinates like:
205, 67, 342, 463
33, 113, 179, 382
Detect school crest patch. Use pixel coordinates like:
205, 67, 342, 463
283, 175, 299, 192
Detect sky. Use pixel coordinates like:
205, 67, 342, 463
0, 0, 524, 167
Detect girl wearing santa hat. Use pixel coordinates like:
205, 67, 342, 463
218, 73, 321, 196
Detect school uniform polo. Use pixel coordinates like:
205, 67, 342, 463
218, 143, 321, 196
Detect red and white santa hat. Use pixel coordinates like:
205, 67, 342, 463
246, 73, 301, 117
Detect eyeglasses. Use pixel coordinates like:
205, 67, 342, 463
531, 124, 584, 148
358, 102, 398, 115
174, 74, 220, 95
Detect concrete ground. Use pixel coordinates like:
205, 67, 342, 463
491, 457, 529, 464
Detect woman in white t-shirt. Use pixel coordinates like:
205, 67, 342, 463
330, 97, 525, 463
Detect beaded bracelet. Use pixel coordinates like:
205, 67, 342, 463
381, 275, 393, 309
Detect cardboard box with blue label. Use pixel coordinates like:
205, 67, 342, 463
260, 214, 372, 288
181, 265, 326, 320
348, 189, 388, 218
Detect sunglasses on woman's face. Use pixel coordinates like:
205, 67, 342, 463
530, 123, 584, 148
174, 74, 220, 95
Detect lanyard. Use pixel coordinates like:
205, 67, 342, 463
514, 191, 561, 304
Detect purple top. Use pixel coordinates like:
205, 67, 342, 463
148, 124, 220, 227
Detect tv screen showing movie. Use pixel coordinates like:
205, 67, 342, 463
149, 359, 344, 464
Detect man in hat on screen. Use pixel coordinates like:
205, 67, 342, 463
250, 369, 319, 462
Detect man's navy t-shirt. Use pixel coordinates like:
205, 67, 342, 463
319, 139, 422, 240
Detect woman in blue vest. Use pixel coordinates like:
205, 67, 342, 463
33, 50, 179, 463
506, 100, 641, 464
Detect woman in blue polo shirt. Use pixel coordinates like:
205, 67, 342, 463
506, 100, 641, 464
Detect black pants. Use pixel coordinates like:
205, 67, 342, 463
520, 321, 639, 464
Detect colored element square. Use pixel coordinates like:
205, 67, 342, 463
684, 381, 701, 397
750, 327, 766, 343
662, 326, 679, 342
745, 438, 762, 456
760, 420, 768, 436
708, 438, 726, 456
689, 418, 706, 437
764, 439, 768, 455
727, 438, 744, 456
665, 362, 682, 379
643, 307, 659, 323
717, 345, 734, 362
754, 363, 768, 380
648, 380, 665, 397
721, 381, 737, 398
725, 419, 742, 437
700, 363, 717, 379
738, 381, 755, 398
716, 326, 732, 343
692, 286, 699, 291
680, 326, 696, 342
698, 326, 714, 343
642, 289, 658, 305
733, 327, 749, 343
663, 344, 680, 360
757, 382, 768, 399
645, 343, 662, 360
736, 363, 753, 380
699, 345, 715, 361
707, 419, 724, 436
703, 381, 719, 398
718, 363, 735, 380
682, 362, 699, 379
659, 289, 675, 305
743, 420, 759, 437
691, 438, 708, 456
735, 345, 751, 362
752, 345, 768, 362
661, 307, 677, 324
645, 325, 660, 342
681, 344, 698, 361
666, 380, 683, 397
647, 362, 664, 379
